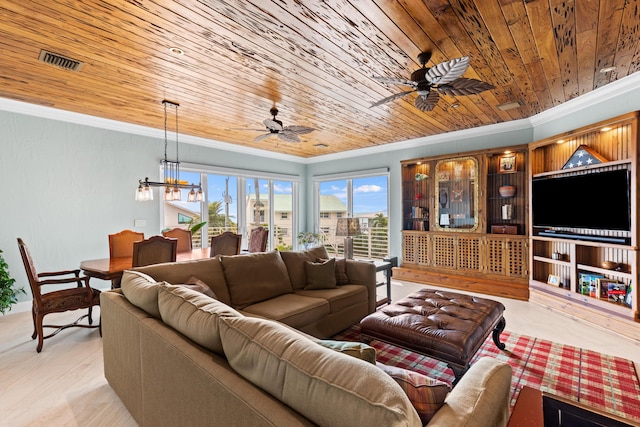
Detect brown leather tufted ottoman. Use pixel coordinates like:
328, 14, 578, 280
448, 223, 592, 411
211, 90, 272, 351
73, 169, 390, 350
360, 288, 506, 383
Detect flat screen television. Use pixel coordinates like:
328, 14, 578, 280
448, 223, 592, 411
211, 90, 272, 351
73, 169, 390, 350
532, 169, 631, 231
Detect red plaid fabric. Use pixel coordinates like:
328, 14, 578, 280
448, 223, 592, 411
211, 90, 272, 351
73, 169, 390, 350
333, 326, 640, 423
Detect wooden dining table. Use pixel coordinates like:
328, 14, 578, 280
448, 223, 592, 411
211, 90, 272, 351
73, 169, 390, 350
80, 247, 210, 288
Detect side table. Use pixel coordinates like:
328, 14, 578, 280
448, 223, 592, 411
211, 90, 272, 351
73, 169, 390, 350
373, 257, 396, 306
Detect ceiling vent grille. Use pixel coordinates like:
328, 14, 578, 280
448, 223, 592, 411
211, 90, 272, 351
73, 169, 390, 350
38, 50, 83, 72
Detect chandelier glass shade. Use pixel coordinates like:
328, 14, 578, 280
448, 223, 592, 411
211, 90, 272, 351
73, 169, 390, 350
135, 100, 203, 202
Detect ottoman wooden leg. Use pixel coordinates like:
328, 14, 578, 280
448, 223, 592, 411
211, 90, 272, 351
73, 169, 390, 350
492, 317, 506, 350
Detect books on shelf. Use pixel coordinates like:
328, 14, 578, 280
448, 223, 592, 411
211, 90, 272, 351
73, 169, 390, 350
578, 272, 630, 305
578, 272, 603, 297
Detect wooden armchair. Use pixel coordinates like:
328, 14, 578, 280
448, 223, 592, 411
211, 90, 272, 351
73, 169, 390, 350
210, 232, 242, 256
247, 226, 268, 253
162, 228, 193, 253
132, 235, 178, 267
17, 238, 101, 353
109, 229, 144, 258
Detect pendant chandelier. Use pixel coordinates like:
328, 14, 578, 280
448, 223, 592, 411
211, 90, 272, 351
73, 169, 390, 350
135, 100, 203, 202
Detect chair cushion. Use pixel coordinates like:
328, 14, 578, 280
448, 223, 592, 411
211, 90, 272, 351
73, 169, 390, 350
280, 247, 330, 290
221, 250, 292, 309
218, 316, 422, 427
304, 258, 337, 290
377, 363, 451, 424
157, 283, 241, 355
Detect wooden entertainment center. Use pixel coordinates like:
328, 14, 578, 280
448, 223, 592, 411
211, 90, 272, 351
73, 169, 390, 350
396, 111, 639, 340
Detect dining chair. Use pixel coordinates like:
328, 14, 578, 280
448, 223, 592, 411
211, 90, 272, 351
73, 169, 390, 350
162, 228, 193, 253
210, 232, 242, 257
247, 226, 268, 253
17, 238, 101, 353
109, 229, 144, 258
132, 235, 178, 267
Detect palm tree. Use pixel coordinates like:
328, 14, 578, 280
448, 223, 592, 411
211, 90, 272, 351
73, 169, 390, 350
209, 201, 236, 230
371, 213, 388, 228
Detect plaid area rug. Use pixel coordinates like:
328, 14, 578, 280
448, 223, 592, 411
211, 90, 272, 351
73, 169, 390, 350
333, 326, 640, 423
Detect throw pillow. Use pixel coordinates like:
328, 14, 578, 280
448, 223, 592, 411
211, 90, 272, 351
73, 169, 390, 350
157, 283, 242, 356
218, 316, 421, 426
280, 246, 330, 290
377, 362, 451, 424
304, 258, 337, 290
182, 275, 218, 299
317, 257, 349, 285
316, 340, 376, 364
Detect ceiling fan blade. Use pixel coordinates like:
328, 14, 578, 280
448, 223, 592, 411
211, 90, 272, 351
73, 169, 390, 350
263, 119, 283, 131
414, 91, 440, 112
373, 76, 418, 87
279, 131, 301, 143
254, 133, 274, 142
437, 78, 495, 96
427, 56, 470, 85
370, 89, 415, 108
283, 125, 315, 134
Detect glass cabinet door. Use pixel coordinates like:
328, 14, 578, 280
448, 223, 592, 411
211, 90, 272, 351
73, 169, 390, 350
434, 156, 479, 231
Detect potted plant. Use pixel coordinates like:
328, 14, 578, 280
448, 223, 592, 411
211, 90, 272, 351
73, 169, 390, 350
0, 249, 25, 315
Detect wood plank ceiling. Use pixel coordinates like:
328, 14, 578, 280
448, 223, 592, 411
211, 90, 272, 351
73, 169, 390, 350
0, 0, 638, 158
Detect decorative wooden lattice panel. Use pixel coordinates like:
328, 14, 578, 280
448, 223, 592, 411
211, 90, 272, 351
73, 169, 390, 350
416, 233, 431, 265
402, 233, 417, 264
432, 235, 455, 268
485, 238, 505, 275
505, 239, 528, 277
456, 236, 481, 271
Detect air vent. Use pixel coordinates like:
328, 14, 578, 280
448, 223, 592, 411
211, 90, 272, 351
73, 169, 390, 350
38, 50, 83, 72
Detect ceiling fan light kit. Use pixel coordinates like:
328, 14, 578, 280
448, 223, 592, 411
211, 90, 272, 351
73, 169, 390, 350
135, 100, 203, 202
371, 52, 494, 112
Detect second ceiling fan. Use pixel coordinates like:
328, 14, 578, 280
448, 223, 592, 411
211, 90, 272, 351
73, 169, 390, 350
371, 51, 494, 112
252, 106, 315, 143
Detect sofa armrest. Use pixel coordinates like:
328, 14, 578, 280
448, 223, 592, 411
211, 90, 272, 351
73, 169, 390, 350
345, 260, 377, 313
427, 357, 512, 427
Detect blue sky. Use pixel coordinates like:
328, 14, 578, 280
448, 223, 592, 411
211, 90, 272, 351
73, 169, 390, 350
179, 171, 388, 217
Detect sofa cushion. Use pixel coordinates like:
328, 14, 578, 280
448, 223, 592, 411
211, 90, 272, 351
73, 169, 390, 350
132, 257, 231, 305
377, 363, 451, 424
294, 285, 367, 314
304, 258, 337, 290
218, 316, 422, 427
157, 284, 242, 355
241, 293, 329, 329
280, 247, 330, 290
221, 250, 293, 309
335, 258, 349, 285
121, 270, 162, 318
316, 340, 376, 364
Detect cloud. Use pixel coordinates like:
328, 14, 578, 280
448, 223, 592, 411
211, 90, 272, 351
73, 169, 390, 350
354, 184, 382, 193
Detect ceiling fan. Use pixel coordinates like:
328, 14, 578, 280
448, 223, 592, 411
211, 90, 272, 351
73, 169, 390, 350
250, 106, 315, 143
371, 51, 494, 112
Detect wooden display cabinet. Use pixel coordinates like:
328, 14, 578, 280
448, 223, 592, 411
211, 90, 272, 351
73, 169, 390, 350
528, 111, 639, 340
397, 145, 530, 300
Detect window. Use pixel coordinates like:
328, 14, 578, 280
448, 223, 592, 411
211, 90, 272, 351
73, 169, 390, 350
314, 169, 389, 259
162, 164, 299, 252
178, 213, 192, 224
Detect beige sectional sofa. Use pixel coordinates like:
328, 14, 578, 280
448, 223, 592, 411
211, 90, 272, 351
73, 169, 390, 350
101, 248, 513, 426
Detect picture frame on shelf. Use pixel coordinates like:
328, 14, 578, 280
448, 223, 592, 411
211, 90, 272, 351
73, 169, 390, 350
547, 274, 561, 286
499, 154, 517, 173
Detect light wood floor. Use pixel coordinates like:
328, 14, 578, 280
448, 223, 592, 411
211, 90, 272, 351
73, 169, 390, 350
1, 279, 638, 427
